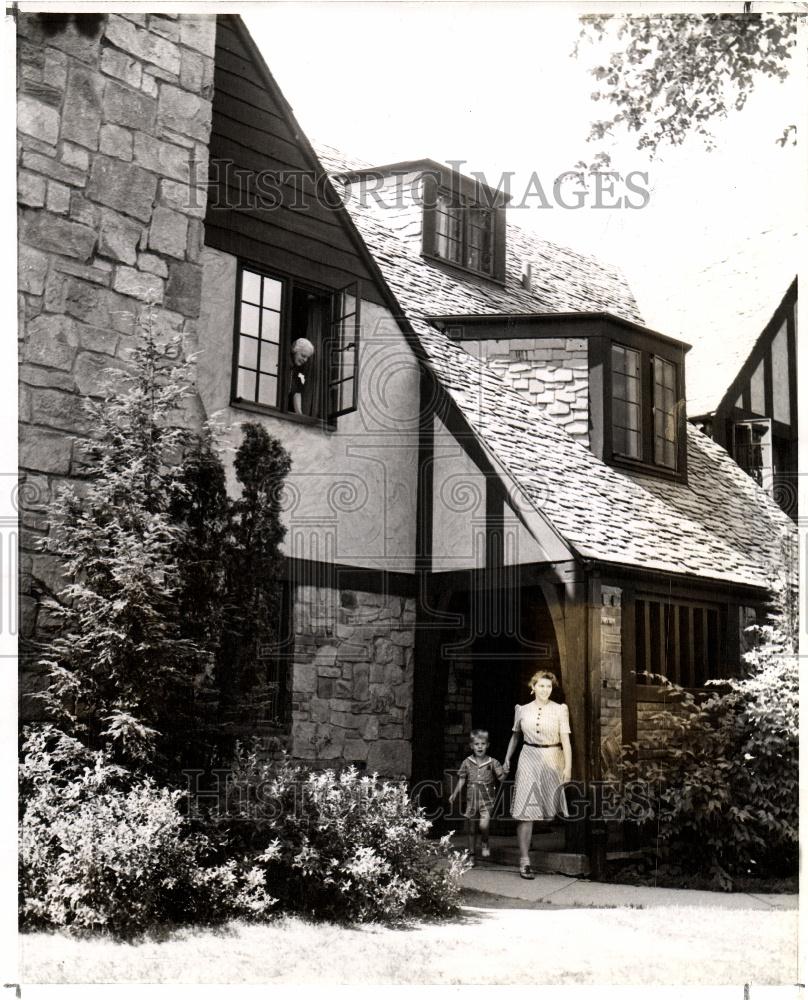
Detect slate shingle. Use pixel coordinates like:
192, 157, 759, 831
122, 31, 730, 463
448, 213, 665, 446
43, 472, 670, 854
316, 144, 795, 590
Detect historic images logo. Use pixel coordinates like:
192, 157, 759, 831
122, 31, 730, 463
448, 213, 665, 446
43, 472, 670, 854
197, 155, 651, 214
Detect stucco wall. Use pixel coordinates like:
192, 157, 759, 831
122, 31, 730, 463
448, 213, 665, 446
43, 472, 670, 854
431, 413, 486, 571
502, 501, 547, 566
431, 412, 551, 570
195, 246, 420, 571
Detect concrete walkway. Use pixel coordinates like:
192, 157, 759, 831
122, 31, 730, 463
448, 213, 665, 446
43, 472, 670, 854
461, 862, 798, 911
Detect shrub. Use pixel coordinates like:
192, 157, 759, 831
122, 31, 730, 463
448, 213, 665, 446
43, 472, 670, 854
35, 325, 292, 780
204, 749, 469, 923
614, 602, 798, 888
19, 726, 276, 935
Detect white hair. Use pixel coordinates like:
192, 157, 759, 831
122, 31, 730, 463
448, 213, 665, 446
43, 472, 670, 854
291, 338, 315, 358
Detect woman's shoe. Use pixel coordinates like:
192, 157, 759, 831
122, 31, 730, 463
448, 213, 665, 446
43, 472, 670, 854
519, 863, 534, 880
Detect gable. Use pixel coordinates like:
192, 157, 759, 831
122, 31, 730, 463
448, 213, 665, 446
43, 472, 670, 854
205, 16, 387, 304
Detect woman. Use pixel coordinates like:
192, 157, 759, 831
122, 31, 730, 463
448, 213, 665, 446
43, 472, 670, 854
503, 670, 572, 880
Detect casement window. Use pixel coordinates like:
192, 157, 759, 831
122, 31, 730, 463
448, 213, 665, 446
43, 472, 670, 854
232, 264, 360, 421
731, 419, 771, 488
635, 597, 725, 688
730, 418, 796, 517
423, 182, 505, 281
609, 343, 681, 474
433, 190, 495, 276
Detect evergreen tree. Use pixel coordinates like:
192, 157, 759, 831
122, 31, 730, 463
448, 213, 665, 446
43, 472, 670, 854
38, 329, 294, 778
219, 423, 292, 724
39, 332, 207, 773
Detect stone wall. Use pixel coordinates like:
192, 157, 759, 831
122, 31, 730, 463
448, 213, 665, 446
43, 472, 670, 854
17, 12, 216, 711
290, 586, 415, 777
599, 585, 622, 775
443, 655, 472, 774
472, 337, 590, 446
636, 690, 691, 761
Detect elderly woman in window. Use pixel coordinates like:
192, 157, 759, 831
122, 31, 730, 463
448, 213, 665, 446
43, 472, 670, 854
288, 337, 315, 416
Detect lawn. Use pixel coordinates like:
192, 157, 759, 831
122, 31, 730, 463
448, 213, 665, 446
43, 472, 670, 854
19, 890, 798, 986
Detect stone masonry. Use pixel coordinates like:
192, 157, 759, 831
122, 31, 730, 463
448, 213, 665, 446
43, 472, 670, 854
443, 655, 472, 778
290, 586, 416, 777
17, 13, 216, 712
600, 585, 622, 775
477, 337, 590, 446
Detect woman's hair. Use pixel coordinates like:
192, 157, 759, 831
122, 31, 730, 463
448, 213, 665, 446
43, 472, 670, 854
469, 729, 489, 743
527, 670, 558, 690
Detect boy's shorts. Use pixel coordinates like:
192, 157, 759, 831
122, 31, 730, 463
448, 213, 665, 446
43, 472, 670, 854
463, 786, 495, 818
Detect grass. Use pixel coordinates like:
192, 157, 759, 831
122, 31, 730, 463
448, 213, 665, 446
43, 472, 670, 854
19, 892, 798, 986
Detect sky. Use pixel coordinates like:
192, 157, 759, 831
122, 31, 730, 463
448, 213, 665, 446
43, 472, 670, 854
244, 3, 806, 336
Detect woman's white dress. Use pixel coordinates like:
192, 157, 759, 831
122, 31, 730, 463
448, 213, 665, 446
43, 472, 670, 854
510, 700, 570, 820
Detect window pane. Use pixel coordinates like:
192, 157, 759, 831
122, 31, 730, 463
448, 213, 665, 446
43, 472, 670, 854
612, 345, 642, 458
435, 192, 463, 263
259, 340, 279, 375
467, 207, 493, 273
653, 356, 678, 468
261, 308, 281, 343
257, 374, 277, 407
241, 270, 262, 305
263, 277, 283, 311
239, 335, 258, 370
612, 344, 639, 377
237, 368, 256, 401
240, 303, 259, 336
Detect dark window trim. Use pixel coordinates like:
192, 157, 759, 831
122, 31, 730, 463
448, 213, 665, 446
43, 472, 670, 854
421, 250, 507, 286
598, 335, 688, 482
230, 398, 327, 429
634, 593, 726, 689
231, 259, 359, 427
421, 174, 506, 284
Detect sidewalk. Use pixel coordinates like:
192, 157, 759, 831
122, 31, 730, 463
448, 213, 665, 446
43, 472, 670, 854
461, 862, 798, 911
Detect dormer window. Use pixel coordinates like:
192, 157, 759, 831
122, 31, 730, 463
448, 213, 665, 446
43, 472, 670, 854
434, 190, 495, 276
608, 341, 683, 476
421, 169, 506, 283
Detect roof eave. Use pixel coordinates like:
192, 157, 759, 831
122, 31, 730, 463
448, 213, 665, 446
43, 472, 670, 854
429, 310, 692, 352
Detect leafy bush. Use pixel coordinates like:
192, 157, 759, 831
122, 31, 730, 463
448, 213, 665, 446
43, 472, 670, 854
206, 749, 468, 923
19, 726, 276, 935
614, 604, 798, 889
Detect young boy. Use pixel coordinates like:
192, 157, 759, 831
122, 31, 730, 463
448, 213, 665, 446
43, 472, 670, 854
448, 729, 505, 865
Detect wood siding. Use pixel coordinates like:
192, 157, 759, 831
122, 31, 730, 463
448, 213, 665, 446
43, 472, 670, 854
205, 16, 386, 304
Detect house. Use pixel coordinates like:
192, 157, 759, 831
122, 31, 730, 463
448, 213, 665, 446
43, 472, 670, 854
17, 12, 797, 871
640, 230, 798, 521
313, 147, 797, 787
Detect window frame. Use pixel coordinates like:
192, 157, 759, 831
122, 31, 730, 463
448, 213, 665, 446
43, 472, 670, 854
421, 173, 506, 283
430, 187, 496, 277
230, 260, 361, 425
634, 594, 726, 690
598, 336, 687, 481
730, 417, 773, 489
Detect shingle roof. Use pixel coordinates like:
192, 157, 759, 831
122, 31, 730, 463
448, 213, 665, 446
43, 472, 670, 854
413, 317, 792, 588
317, 144, 645, 326
316, 144, 794, 589
638, 227, 798, 416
